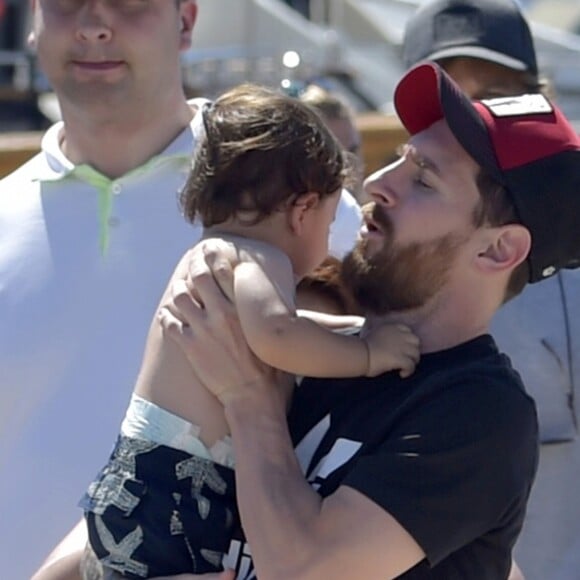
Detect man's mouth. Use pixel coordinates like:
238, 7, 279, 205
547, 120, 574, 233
361, 203, 390, 238
365, 219, 381, 234
71, 60, 125, 71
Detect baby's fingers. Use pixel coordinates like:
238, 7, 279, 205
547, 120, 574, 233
398, 356, 418, 379
396, 325, 420, 344
393, 334, 420, 365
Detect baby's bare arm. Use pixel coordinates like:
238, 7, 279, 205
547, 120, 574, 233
297, 309, 365, 331
235, 258, 420, 378
235, 260, 369, 377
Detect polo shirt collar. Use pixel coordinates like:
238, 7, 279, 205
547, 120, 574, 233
34, 105, 204, 184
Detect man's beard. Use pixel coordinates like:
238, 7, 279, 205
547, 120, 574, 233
341, 206, 468, 315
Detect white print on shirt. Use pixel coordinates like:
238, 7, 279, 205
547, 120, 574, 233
295, 414, 331, 475
227, 414, 364, 579
223, 539, 256, 580
304, 437, 362, 490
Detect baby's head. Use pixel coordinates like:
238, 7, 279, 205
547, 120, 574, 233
181, 84, 347, 231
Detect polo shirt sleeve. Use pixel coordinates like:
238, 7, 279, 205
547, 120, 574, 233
328, 188, 362, 259
342, 378, 538, 567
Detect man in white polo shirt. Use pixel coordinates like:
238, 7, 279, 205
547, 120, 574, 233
0, 2, 361, 579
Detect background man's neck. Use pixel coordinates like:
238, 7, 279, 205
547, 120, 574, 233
59, 99, 194, 179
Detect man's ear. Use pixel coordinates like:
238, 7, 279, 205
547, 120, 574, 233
474, 224, 531, 275
288, 192, 320, 235
178, 1, 198, 51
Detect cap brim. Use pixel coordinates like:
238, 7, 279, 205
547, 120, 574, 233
425, 46, 529, 72
394, 63, 503, 183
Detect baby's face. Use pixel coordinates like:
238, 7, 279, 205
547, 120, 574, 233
298, 188, 342, 277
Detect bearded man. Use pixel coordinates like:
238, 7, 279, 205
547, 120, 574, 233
154, 61, 580, 580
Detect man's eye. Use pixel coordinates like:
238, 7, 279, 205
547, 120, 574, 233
415, 174, 433, 190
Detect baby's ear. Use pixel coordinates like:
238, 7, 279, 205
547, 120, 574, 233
294, 192, 320, 210
288, 192, 320, 235
474, 224, 531, 275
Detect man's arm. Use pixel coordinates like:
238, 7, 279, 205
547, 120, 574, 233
31, 519, 86, 580
224, 378, 426, 580
30, 519, 234, 580
160, 257, 426, 580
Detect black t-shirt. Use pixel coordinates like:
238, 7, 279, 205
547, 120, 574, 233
225, 335, 538, 579
287, 334, 538, 579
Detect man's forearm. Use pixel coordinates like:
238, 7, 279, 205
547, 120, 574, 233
225, 388, 327, 580
30, 519, 86, 580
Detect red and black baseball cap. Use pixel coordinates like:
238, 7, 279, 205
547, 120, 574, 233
394, 62, 580, 283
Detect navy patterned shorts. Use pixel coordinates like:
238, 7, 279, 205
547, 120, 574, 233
79, 435, 237, 578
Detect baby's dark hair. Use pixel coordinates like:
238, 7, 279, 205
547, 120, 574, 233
181, 84, 348, 227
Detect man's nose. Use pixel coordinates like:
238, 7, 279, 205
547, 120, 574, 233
76, 4, 113, 43
364, 169, 400, 208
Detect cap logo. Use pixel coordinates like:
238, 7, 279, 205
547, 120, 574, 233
434, 9, 482, 42
482, 94, 553, 118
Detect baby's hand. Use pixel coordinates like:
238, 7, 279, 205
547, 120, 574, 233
364, 324, 420, 378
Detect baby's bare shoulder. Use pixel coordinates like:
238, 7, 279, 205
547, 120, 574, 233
200, 235, 289, 270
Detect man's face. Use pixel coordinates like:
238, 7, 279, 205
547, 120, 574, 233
30, 0, 197, 113
441, 57, 532, 100
342, 120, 481, 315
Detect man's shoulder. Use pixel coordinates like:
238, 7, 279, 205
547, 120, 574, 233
0, 152, 45, 195
421, 335, 514, 380
417, 336, 535, 416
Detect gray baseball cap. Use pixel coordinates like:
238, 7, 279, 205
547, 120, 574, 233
403, 0, 538, 75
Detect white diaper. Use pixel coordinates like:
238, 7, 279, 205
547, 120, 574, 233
121, 393, 235, 468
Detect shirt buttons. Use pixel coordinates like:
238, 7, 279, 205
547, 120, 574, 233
108, 216, 120, 227
112, 183, 122, 195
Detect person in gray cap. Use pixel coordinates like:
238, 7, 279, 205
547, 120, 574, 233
403, 0, 543, 99
403, 2, 580, 578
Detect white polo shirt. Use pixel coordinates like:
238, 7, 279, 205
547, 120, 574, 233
0, 110, 208, 578
330, 187, 362, 259
0, 104, 362, 578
